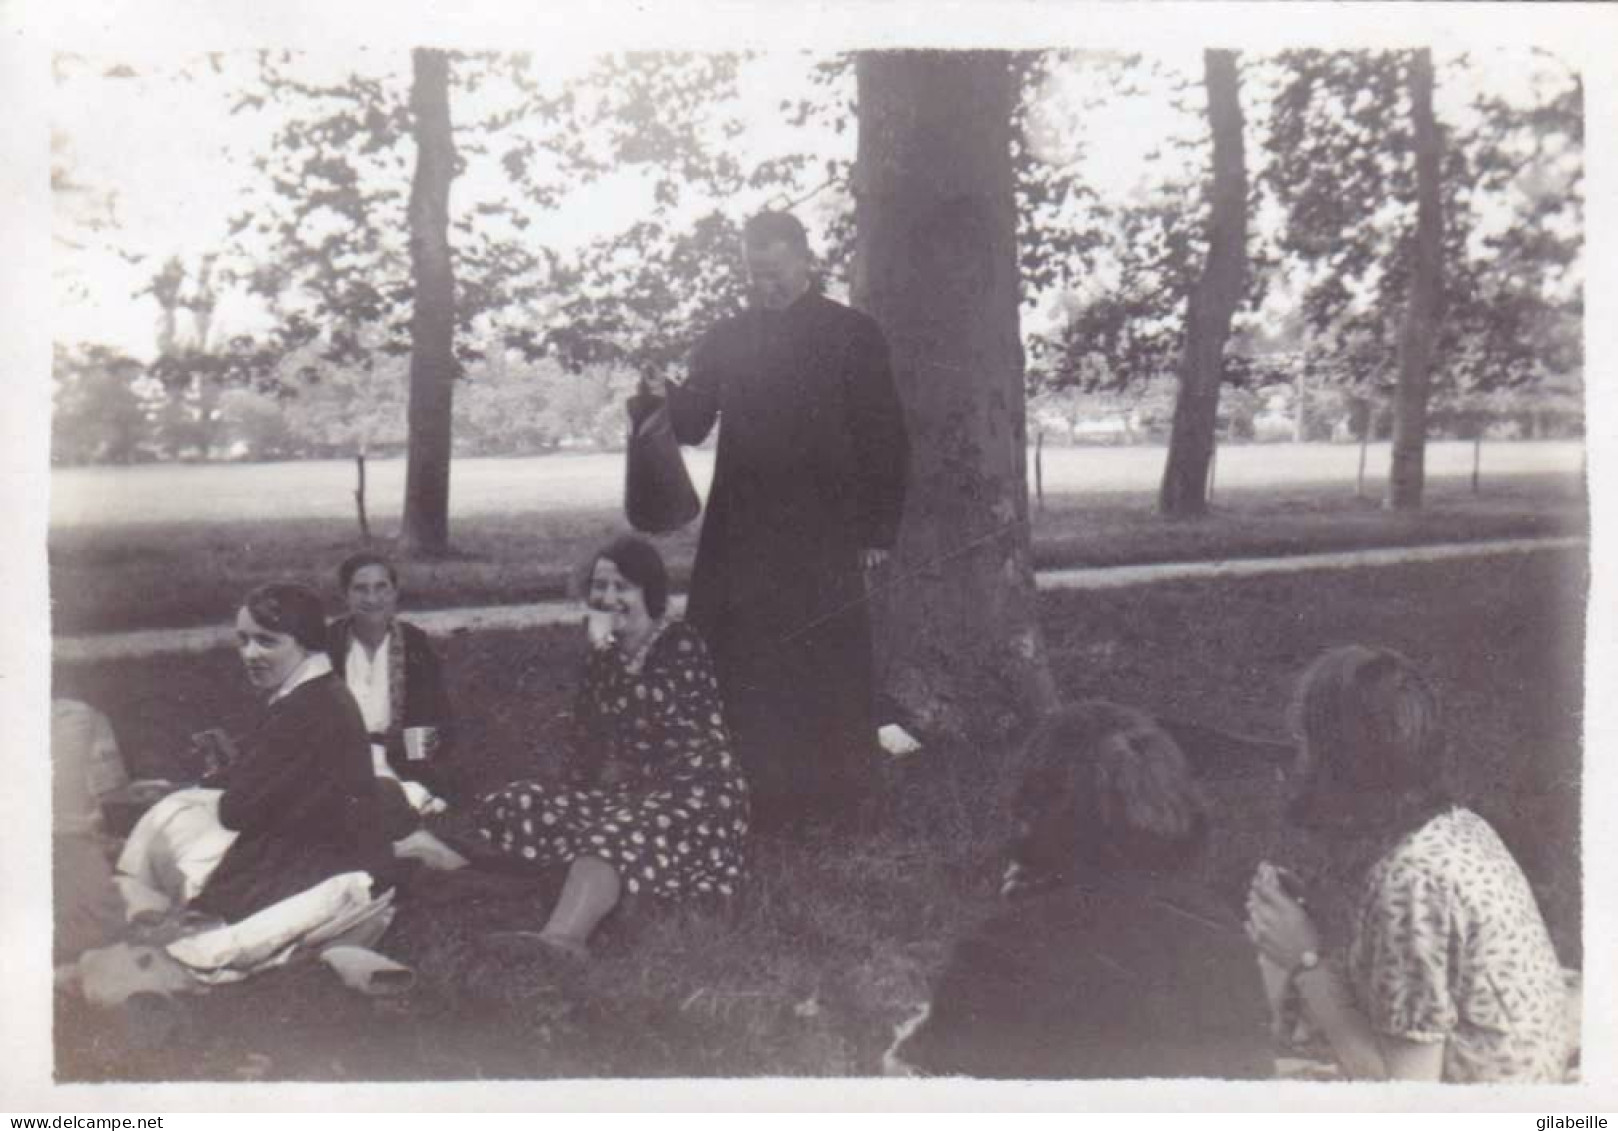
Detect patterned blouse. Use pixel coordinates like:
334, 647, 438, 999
1347, 807, 1570, 1082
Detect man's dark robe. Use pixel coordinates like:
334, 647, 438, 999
667, 290, 909, 825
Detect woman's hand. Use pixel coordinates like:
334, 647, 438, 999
584, 609, 614, 651
1246, 860, 1323, 973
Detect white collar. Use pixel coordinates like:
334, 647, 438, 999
270, 652, 334, 703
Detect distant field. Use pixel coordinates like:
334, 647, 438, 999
48, 440, 1588, 633
49, 439, 1584, 529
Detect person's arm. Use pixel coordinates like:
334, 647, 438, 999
562, 645, 616, 787
407, 625, 453, 727
846, 315, 909, 562
215, 705, 327, 833
1289, 965, 1442, 1080
660, 328, 723, 445
1247, 864, 1446, 1082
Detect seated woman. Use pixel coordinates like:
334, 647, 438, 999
887, 701, 1273, 1079
1246, 645, 1571, 1083
121, 583, 398, 926
399, 536, 750, 958
327, 550, 455, 819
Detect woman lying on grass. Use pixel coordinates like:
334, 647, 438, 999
398, 536, 751, 958
1246, 645, 1571, 1083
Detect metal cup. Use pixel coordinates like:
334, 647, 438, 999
402, 726, 440, 762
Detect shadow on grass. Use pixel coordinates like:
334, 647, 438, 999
48, 473, 1585, 635
53, 549, 1585, 1081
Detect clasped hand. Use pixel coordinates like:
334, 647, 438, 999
1245, 860, 1322, 972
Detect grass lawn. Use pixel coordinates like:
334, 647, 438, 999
48, 442, 1585, 634
52, 547, 1586, 1081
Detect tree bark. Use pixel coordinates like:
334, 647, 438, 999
1159, 50, 1248, 517
1388, 49, 1444, 511
853, 50, 1057, 740
400, 49, 458, 555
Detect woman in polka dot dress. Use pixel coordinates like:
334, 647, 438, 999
401, 536, 750, 956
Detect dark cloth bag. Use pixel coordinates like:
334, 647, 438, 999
625, 391, 701, 534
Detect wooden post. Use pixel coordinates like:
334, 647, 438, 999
1034, 428, 1045, 514
355, 449, 372, 543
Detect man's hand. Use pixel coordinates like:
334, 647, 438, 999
860, 547, 890, 571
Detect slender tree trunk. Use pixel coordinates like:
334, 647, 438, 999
1034, 428, 1045, 514
1357, 414, 1370, 498
1159, 50, 1248, 517
400, 48, 458, 556
1472, 432, 1482, 495
1388, 49, 1444, 511
1293, 366, 1307, 443
355, 449, 372, 543
854, 50, 1057, 740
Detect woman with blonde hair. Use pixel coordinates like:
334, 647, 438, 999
1246, 645, 1570, 1082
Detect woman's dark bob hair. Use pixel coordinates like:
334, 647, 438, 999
337, 549, 399, 591
1012, 700, 1209, 881
1286, 644, 1450, 830
581, 535, 670, 619
241, 583, 330, 654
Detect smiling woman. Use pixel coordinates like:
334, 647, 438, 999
396, 536, 751, 958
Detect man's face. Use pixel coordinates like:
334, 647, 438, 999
744, 238, 812, 311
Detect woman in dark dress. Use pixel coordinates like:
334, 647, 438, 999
887, 701, 1273, 1079
400, 537, 750, 957
190, 583, 396, 924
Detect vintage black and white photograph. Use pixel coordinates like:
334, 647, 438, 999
5, 0, 1615, 1111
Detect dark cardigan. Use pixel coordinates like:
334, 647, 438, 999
191, 672, 396, 925
892, 873, 1274, 1080
327, 616, 454, 791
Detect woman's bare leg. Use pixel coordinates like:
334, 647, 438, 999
538, 856, 622, 955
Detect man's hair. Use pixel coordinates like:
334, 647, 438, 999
1286, 644, 1449, 830
242, 582, 329, 654
584, 535, 670, 619
337, 549, 399, 591
1013, 700, 1208, 878
743, 210, 811, 255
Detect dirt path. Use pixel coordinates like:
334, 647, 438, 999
52, 535, 1585, 663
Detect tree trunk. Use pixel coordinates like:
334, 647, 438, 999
1472, 432, 1482, 495
1294, 366, 1307, 443
1388, 49, 1444, 511
355, 449, 372, 543
1034, 428, 1045, 513
1159, 50, 1248, 517
854, 50, 1057, 740
1357, 415, 1370, 498
400, 49, 458, 556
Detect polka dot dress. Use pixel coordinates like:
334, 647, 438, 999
471, 621, 750, 898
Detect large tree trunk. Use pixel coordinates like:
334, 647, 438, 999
1159, 50, 1248, 517
400, 48, 458, 555
1388, 48, 1444, 511
853, 50, 1057, 740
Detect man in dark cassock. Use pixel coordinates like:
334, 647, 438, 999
652, 210, 910, 830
